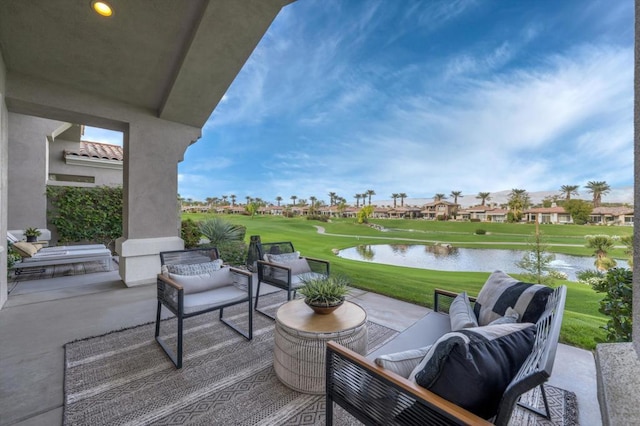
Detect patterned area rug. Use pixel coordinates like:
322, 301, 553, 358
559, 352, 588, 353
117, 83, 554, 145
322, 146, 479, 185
64, 292, 578, 425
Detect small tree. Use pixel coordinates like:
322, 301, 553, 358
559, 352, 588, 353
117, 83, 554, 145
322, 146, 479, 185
516, 226, 556, 284
181, 219, 201, 248
563, 199, 592, 224
357, 205, 374, 224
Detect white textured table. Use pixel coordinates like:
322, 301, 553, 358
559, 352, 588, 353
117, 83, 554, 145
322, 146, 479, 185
274, 299, 368, 394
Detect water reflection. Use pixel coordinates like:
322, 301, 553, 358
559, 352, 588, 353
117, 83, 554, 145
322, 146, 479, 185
338, 244, 623, 281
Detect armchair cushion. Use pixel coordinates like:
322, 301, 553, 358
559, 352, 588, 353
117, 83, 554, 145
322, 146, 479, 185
169, 266, 233, 294
183, 285, 249, 314
449, 291, 478, 331
409, 322, 536, 419
474, 270, 554, 325
167, 259, 223, 276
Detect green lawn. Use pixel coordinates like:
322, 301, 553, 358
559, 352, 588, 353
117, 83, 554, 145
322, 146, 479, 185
184, 213, 630, 350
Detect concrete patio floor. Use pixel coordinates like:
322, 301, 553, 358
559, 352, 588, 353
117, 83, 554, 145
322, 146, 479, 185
0, 267, 600, 425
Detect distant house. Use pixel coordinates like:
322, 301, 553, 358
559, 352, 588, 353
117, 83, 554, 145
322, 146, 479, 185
388, 206, 423, 219
590, 207, 634, 225
421, 201, 458, 220
524, 206, 572, 224
48, 124, 123, 188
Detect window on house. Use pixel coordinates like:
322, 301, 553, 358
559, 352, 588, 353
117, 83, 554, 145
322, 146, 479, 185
48, 173, 95, 183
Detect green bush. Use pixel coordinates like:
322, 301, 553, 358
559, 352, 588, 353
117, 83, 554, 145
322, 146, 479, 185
181, 219, 202, 248
593, 268, 632, 343
199, 218, 245, 246
200, 240, 247, 267
470, 218, 481, 222
46, 186, 122, 251
306, 214, 328, 222
475, 229, 486, 235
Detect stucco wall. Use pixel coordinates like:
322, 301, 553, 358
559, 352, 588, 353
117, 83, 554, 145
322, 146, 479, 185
0, 50, 7, 308
7, 113, 63, 231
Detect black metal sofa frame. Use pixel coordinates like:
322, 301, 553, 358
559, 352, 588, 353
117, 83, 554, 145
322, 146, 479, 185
156, 248, 253, 368
254, 241, 330, 319
326, 285, 567, 425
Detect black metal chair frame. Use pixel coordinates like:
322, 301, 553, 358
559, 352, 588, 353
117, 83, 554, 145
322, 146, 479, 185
254, 241, 330, 319
155, 248, 253, 368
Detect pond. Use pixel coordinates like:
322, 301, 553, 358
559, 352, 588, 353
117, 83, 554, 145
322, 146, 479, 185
336, 244, 627, 281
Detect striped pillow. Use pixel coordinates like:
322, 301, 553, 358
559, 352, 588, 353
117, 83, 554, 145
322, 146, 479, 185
474, 270, 553, 326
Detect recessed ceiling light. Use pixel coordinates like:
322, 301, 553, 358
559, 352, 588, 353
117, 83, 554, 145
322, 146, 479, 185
92, 1, 113, 17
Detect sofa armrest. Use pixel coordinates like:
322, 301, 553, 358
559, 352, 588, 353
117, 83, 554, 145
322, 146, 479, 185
326, 341, 491, 426
434, 288, 476, 314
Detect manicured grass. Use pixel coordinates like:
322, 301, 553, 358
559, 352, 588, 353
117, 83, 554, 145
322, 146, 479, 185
185, 213, 622, 350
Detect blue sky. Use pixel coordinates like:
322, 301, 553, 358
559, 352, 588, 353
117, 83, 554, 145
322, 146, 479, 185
86, 0, 633, 206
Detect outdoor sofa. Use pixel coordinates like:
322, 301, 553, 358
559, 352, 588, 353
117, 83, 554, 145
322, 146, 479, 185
9, 240, 112, 275
326, 270, 567, 425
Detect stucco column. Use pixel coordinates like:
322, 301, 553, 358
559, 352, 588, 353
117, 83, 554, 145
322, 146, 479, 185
116, 117, 200, 286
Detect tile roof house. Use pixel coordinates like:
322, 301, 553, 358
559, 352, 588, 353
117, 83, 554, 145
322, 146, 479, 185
590, 206, 634, 225
48, 124, 123, 188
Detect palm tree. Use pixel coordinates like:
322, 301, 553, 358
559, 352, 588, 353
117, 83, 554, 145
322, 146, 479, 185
245, 195, 251, 205
433, 193, 447, 202
366, 189, 376, 205
391, 193, 399, 208
309, 196, 317, 214
585, 181, 611, 208
290, 195, 297, 206
586, 235, 617, 271
230, 194, 236, 206
275, 196, 282, 206
559, 185, 580, 201
221, 195, 228, 205
399, 193, 407, 207
354, 194, 362, 208
476, 192, 491, 206
507, 188, 530, 222
450, 191, 463, 205
328, 192, 337, 206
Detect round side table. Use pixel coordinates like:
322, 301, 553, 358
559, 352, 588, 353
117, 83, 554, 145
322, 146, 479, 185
274, 299, 368, 394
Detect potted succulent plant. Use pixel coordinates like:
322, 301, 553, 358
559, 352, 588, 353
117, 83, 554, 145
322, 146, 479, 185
298, 274, 350, 315
24, 227, 41, 243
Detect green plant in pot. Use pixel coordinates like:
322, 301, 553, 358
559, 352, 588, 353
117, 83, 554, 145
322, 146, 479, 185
24, 227, 41, 243
298, 274, 350, 315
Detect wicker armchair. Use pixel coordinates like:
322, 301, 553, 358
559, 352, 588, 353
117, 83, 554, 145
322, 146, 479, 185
254, 241, 330, 319
156, 248, 253, 368
326, 285, 567, 425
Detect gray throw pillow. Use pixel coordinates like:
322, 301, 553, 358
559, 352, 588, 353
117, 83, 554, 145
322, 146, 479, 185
166, 259, 223, 276
488, 307, 519, 325
449, 291, 478, 331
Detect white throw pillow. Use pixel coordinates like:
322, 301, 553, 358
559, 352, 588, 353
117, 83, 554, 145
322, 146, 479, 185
375, 346, 432, 379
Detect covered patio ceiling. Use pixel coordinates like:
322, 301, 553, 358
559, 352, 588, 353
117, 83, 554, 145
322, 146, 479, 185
0, 0, 295, 128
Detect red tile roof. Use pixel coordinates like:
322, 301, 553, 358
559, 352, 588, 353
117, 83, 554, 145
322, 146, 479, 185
65, 141, 123, 161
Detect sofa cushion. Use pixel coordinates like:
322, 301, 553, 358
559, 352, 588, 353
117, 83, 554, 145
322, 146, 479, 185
167, 259, 223, 276
375, 345, 432, 379
474, 270, 554, 325
409, 322, 536, 420
12, 241, 39, 257
449, 292, 478, 331
169, 267, 233, 294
